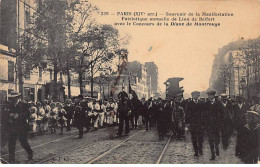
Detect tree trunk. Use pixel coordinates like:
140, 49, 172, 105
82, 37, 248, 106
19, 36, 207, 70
53, 61, 58, 101
91, 63, 94, 98
79, 71, 83, 96
102, 85, 105, 100
67, 67, 71, 98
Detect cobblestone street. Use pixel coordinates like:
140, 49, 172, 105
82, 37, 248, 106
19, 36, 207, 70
1, 125, 245, 164
161, 131, 243, 164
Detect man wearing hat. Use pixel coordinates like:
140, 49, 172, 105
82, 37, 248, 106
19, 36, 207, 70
117, 91, 130, 136
250, 96, 260, 115
233, 96, 249, 157
64, 99, 73, 132
6, 91, 33, 163
202, 90, 223, 160
219, 93, 234, 149
186, 91, 204, 156
106, 98, 115, 126
144, 97, 154, 130
238, 111, 260, 164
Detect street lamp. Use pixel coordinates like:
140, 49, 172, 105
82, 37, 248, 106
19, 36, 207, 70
240, 78, 246, 98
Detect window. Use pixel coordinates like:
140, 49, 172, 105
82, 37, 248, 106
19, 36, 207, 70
8, 61, 14, 82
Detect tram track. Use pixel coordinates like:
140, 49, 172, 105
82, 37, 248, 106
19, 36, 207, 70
156, 133, 173, 164
1, 129, 173, 164
37, 129, 145, 164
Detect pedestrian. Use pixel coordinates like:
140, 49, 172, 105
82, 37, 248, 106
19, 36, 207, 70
28, 102, 38, 138
84, 97, 92, 132
56, 102, 67, 135
219, 93, 234, 149
98, 100, 106, 128
64, 99, 74, 132
106, 98, 115, 126
49, 102, 58, 133
103, 100, 109, 126
250, 96, 260, 115
202, 90, 223, 160
92, 99, 100, 131
6, 91, 33, 163
42, 100, 51, 132
117, 89, 130, 136
131, 91, 140, 129
157, 99, 170, 140
233, 96, 249, 157
173, 101, 185, 140
74, 100, 85, 139
145, 97, 154, 130
114, 100, 119, 125
185, 91, 205, 156
239, 111, 260, 164
36, 102, 45, 135
139, 98, 146, 126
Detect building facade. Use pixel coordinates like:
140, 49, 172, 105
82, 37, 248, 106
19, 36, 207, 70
145, 62, 158, 94
0, 0, 66, 102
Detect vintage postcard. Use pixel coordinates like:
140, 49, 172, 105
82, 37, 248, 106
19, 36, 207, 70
0, 0, 259, 164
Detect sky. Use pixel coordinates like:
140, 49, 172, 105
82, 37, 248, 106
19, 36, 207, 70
88, 0, 260, 96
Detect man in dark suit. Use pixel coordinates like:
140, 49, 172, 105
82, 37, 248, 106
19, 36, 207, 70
140, 98, 147, 126
186, 91, 204, 156
6, 91, 33, 163
202, 90, 223, 160
74, 97, 86, 139
117, 89, 130, 136
145, 97, 155, 130
239, 111, 260, 164
64, 99, 74, 132
233, 96, 249, 157
219, 94, 234, 149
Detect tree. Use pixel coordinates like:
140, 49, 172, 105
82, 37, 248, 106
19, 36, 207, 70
72, 24, 120, 96
32, 0, 74, 101
16, 28, 46, 100
239, 38, 260, 99
214, 58, 233, 96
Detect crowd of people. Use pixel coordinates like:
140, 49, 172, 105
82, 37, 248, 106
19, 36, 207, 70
115, 89, 260, 164
1, 89, 259, 164
25, 97, 121, 137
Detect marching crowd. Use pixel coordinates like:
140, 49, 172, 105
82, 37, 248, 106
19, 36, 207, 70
1, 89, 260, 164
26, 96, 120, 137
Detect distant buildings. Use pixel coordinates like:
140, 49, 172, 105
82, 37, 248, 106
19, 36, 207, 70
0, 0, 66, 102
209, 37, 260, 99
145, 62, 158, 94
101, 61, 159, 100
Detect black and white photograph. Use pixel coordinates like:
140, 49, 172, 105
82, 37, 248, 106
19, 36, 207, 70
0, 0, 259, 164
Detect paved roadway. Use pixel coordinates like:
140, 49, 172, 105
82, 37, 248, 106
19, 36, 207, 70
1, 126, 243, 164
